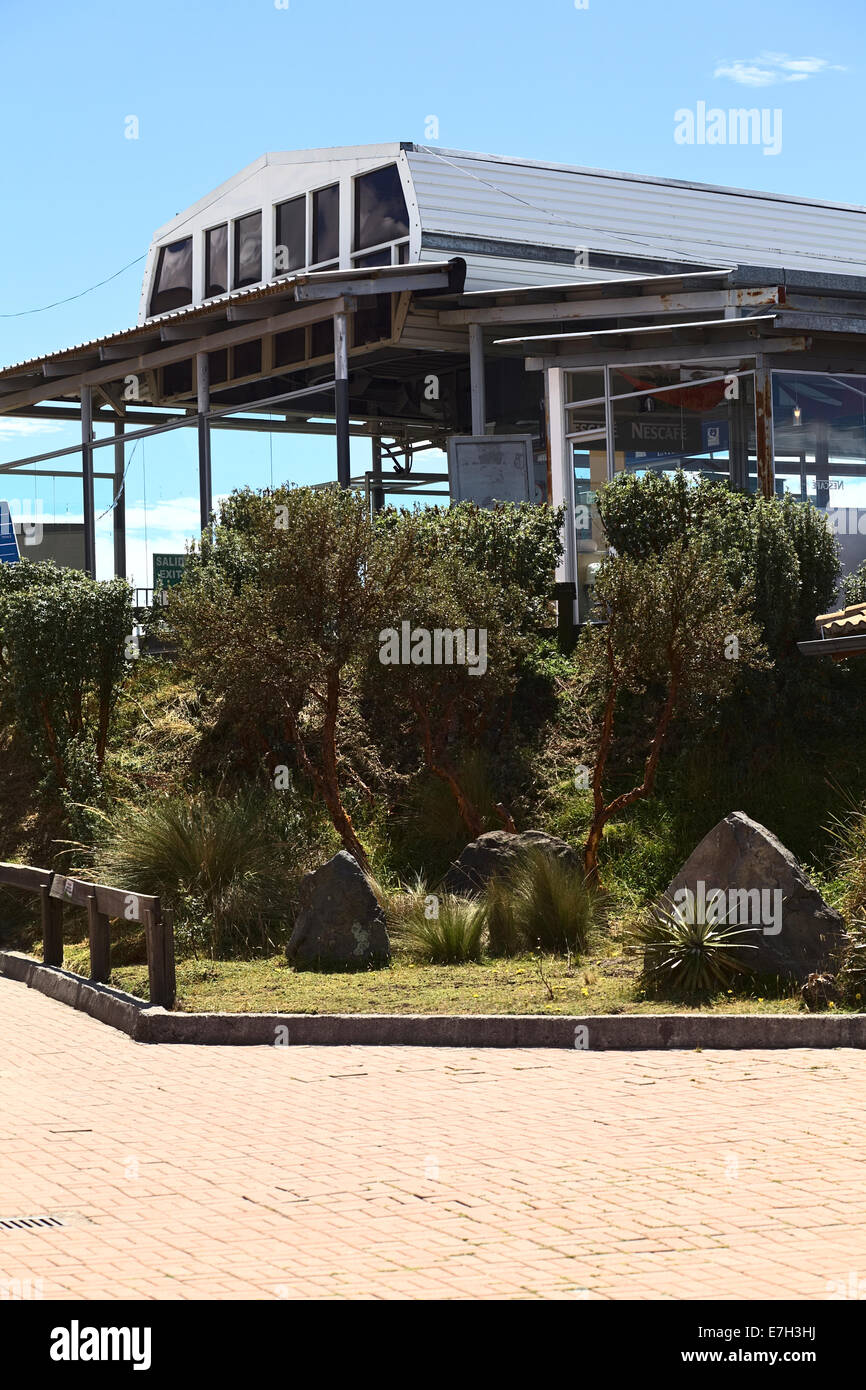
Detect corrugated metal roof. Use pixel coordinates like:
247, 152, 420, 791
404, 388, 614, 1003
0, 261, 458, 382
405, 146, 866, 281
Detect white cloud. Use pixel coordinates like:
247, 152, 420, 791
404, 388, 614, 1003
0, 417, 64, 442
714, 53, 846, 87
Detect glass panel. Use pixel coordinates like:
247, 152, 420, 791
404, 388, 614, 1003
312, 184, 339, 264
149, 237, 192, 316
233, 211, 262, 289
310, 319, 333, 358
232, 340, 262, 378
204, 224, 227, 299
354, 164, 410, 251
396, 241, 410, 264
353, 248, 391, 268
274, 328, 307, 367
773, 371, 866, 579
614, 370, 754, 490
274, 196, 305, 275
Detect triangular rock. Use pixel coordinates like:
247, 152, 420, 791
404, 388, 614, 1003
664, 812, 847, 982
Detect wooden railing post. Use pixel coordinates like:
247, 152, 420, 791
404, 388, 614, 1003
40, 884, 63, 968
144, 903, 175, 1009
87, 892, 111, 983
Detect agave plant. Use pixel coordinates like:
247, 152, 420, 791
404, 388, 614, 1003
635, 895, 759, 996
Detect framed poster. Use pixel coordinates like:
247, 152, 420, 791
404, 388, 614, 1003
447, 435, 534, 507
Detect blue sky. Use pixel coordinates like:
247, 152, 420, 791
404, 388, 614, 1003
1, 0, 863, 584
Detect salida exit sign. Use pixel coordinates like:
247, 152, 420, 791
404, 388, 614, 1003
152, 553, 186, 589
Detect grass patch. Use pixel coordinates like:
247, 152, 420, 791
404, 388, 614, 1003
62, 944, 831, 1016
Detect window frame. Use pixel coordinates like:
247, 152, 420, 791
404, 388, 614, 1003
232, 208, 263, 291
203, 221, 229, 301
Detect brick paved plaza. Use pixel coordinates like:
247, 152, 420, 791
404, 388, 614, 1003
1, 975, 865, 1300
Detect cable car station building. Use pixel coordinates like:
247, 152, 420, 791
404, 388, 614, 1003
1, 141, 866, 621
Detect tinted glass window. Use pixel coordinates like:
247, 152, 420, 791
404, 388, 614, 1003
354, 248, 391, 268
233, 212, 262, 288
149, 237, 192, 316
205, 224, 227, 298
312, 184, 339, 264
275, 197, 306, 275
354, 164, 409, 251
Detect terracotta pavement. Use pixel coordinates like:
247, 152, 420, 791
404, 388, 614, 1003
1, 975, 865, 1301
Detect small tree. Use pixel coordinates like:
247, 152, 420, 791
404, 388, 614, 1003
579, 542, 766, 884
170, 486, 419, 871
370, 550, 526, 837
0, 561, 132, 794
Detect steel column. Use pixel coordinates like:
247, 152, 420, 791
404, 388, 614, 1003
196, 352, 212, 531
371, 434, 384, 513
113, 419, 126, 579
469, 323, 486, 435
755, 357, 776, 499
334, 311, 350, 488
81, 384, 96, 577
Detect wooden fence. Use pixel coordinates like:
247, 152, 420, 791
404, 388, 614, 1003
0, 862, 175, 1008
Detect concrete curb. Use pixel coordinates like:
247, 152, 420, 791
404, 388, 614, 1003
2, 950, 866, 1049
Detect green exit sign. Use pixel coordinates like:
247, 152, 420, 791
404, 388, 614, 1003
153, 553, 186, 590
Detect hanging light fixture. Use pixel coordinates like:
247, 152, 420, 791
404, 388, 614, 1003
793, 402, 802, 427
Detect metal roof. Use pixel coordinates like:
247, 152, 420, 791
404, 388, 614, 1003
0, 260, 463, 385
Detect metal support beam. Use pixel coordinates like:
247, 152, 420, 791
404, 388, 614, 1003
371, 435, 384, 514
469, 323, 486, 434
755, 356, 776, 500
113, 419, 126, 579
547, 366, 577, 625
334, 311, 350, 488
196, 352, 212, 532
603, 365, 615, 482
81, 384, 96, 577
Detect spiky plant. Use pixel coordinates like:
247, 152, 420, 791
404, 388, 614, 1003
92, 791, 300, 956
481, 848, 597, 956
635, 895, 758, 996
402, 893, 485, 964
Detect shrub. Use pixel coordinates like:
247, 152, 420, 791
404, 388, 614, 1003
634, 896, 759, 996
595, 471, 839, 658
0, 561, 132, 799
92, 791, 304, 956
843, 560, 866, 607
402, 893, 485, 963
481, 848, 596, 955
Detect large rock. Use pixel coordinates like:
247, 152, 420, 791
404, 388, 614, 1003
663, 812, 847, 982
287, 851, 390, 971
442, 829, 581, 897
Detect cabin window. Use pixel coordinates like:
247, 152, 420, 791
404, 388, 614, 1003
149, 237, 193, 316
353, 164, 409, 252
274, 196, 306, 276
312, 184, 339, 265
354, 249, 391, 268
233, 211, 262, 289
205, 224, 228, 298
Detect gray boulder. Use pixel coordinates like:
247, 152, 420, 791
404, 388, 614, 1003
442, 829, 581, 897
287, 851, 390, 971
663, 812, 847, 982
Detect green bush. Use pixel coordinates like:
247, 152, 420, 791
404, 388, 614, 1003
595, 471, 839, 658
0, 561, 132, 803
843, 561, 866, 607
92, 791, 305, 957
481, 848, 596, 955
